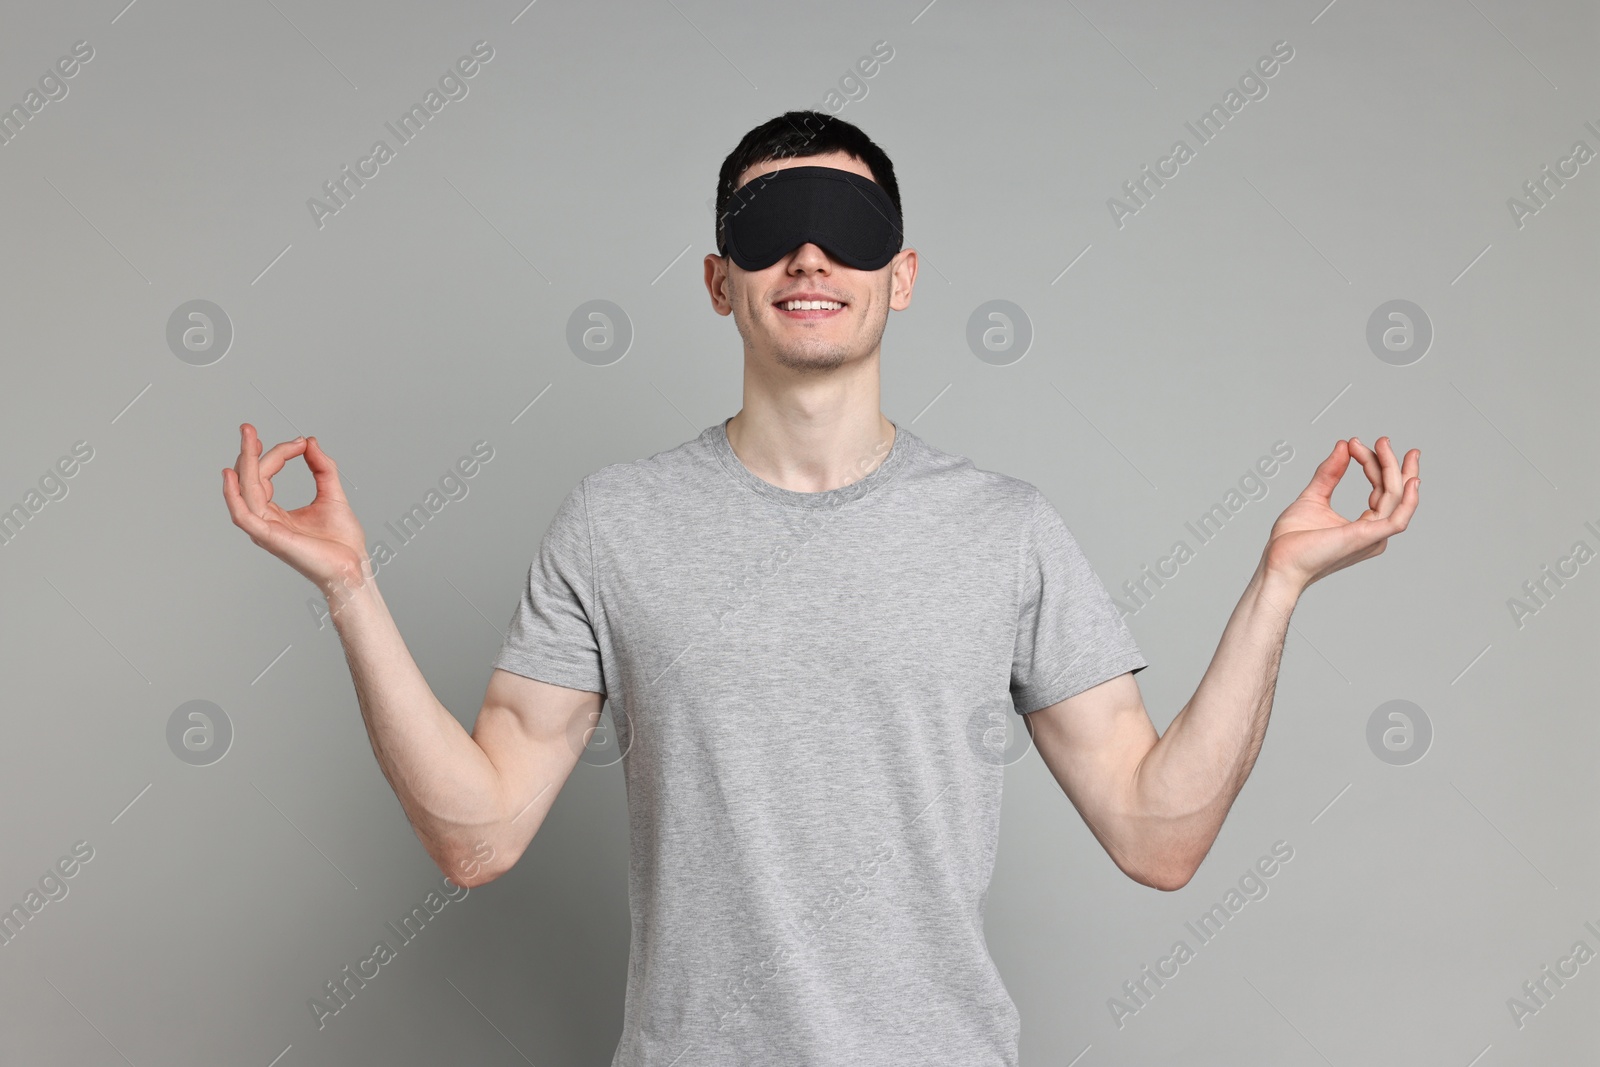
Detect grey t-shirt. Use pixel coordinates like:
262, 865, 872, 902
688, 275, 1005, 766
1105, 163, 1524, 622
492, 417, 1147, 1066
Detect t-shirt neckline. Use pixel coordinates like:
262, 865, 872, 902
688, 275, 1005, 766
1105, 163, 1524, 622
708, 415, 910, 509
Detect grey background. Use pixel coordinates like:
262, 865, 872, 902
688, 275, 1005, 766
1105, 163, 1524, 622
0, 0, 1595, 1064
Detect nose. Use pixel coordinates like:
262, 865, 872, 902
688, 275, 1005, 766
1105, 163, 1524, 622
787, 242, 834, 272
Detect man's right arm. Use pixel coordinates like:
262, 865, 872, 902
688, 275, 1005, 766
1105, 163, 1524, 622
222, 423, 602, 888
327, 576, 603, 887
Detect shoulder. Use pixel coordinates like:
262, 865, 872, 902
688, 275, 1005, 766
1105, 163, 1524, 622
897, 429, 1046, 524
577, 429, 720, 515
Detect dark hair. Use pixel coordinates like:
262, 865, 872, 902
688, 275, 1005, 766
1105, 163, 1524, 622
714, 110, 902, 257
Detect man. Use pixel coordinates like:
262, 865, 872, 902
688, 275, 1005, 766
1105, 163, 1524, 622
222, 110, 1420, 1065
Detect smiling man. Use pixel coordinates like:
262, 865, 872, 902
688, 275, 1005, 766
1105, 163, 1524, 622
223, 110, 1420, 1066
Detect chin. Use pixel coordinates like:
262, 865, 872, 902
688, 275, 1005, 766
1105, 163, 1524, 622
769, 339, 851, 371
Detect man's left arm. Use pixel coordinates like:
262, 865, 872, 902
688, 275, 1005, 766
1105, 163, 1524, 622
1028, 435, 1420, 891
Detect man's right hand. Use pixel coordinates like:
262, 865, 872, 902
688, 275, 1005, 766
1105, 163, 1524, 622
222, 422, 591, 889
222, 423, 368, 596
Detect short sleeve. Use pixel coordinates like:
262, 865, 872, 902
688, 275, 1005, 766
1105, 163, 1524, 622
1010, 489, 1147, 715
491, 477, 606, 695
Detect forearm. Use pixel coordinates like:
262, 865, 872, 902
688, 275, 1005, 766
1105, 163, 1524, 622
1129, 559, 1303, 878
324, 574, 508, 874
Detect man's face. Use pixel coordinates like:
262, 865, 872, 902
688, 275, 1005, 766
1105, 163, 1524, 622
704, 150, 917, 374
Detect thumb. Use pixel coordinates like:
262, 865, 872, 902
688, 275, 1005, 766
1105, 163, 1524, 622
1296, 439, 1349, 504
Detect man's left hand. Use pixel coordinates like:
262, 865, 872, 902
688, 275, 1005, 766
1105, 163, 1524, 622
1262, 436, 1421, 591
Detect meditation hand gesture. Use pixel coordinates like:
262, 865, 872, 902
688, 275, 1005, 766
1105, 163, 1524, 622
222, 423, 368, 595
1263, 436, 1421, 591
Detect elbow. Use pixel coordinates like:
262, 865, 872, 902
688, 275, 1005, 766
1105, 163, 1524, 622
1149, 865, 1196, 892
1129, 863, 1194, 892
1121, 860, 1188, 892
1125, 846, 1202, 892
435, 839, 508, 889
444, 862, 500, 889
1129, 823, 1216, 891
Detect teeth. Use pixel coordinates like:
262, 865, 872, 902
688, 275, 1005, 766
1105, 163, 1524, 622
780, 300, 844, 311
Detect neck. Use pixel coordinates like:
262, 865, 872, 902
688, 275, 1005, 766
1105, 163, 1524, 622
725, 373, 896, 494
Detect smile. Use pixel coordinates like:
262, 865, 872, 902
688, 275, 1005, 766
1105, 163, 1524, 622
774, 299, 846, 319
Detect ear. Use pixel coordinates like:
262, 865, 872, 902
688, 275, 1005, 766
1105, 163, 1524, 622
889, 248, 918, 311
704, 253, 734, 316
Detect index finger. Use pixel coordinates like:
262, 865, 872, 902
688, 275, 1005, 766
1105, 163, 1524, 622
234, 423, 266, 513
235, 424, 301, 513
1346, 437, 1385, 511
257, 436, 309, 482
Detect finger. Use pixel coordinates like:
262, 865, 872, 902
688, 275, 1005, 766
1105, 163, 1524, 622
258, 437, 308, 480
1332, 511, 1393, 558
222, 467, 275, 543
256, 437, 309, 507
1346, 437, 1384, 513
1365, 441, 1419, 524
235, 423, 267, 514
1380, 475, 1420, 534
1297, 439, 1351, 505
1371, 436, 1403, 518
1401, 446, 1420, 489
1354, 476, 1420, 546
303, 436, 350, 505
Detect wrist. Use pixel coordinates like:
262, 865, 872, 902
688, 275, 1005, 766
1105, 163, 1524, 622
321, 558, 381, 621
1252, 557, 1307, 606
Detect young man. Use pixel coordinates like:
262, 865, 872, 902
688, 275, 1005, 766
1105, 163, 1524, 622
223, 111, 1420, 1065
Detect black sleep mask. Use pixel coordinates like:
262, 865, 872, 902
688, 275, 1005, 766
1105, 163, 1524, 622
720, 165, 903, 271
